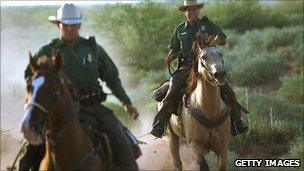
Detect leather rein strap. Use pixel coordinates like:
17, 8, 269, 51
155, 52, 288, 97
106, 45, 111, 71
183, 95, 231, 129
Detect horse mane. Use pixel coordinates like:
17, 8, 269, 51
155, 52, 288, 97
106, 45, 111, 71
186, 59, 199, 93
36, 55, 54, 70
35, 55, 78, 100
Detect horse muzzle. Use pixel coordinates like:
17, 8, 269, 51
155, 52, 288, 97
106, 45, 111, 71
214, 71, 227, 86
21, 125, 44, 145
21, 106, 44, 145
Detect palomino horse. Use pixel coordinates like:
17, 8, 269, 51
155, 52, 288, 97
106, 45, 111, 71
167, 36, 231, 171
21, 51, 105, 170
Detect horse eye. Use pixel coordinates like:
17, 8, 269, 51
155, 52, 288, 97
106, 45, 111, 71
201, 55, 207, 60
45, 87, 55, 93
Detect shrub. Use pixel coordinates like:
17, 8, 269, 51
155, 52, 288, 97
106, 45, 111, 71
230, 53, 284, 87
286, 135, 304, 160
204, 1, 301, 32
280, 135, 304, 171
278, 71, 304, 104
229, 89, 303, 147
90, 3, 183, 73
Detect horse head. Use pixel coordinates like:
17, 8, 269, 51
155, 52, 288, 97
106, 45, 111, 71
192, 35, 227, 86
21, 50, 77, 145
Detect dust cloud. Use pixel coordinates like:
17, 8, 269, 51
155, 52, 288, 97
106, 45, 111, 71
134, 116, 197, 170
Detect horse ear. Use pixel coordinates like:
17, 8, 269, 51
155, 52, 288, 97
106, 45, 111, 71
53, 49, 63, 72
29, 51, 39, 73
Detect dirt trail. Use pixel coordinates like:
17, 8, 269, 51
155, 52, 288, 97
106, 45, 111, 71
133, 116, 197, 170
136, 135, 197, 170
1, 130, 23, 170
0, 89, 197, 170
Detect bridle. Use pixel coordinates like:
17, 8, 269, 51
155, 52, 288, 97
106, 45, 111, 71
197, 45, 224, 86
24, 72, 69, 144
25, 71, 97, 170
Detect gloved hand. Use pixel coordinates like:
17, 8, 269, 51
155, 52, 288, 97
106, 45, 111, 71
124, 103, 139, 120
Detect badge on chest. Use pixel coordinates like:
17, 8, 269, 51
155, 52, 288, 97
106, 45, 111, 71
87, 53, 93, 63
82, 53, 93, 65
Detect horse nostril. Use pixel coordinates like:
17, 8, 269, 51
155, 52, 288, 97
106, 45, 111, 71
215, 71, 226, 78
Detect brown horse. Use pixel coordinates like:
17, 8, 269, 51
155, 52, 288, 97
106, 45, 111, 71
166, 36, 231, 171
21, 51, 105, 170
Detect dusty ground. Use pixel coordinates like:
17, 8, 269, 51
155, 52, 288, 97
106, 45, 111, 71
136, 134, 197, 170
1, 118, 197, 171
1, 130, 23, 170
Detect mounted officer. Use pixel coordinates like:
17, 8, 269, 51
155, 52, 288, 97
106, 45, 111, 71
151, 0, 249, 138
20, 3, 140, 170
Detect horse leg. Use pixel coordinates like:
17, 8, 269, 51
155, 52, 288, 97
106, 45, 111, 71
189, 141, 209, 171
167, 125, 182, 171
217, 144, 228, 171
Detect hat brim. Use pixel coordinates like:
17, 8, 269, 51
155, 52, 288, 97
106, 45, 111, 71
48, 15, 82, 25
179, 4, 204, 11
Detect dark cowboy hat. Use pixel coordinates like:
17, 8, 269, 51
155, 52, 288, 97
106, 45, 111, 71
179, 0, 204, 11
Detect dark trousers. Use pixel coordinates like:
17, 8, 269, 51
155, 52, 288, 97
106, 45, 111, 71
153, 66, 244, 128
19, 107, 138, 171
153, 67, 190, 127
18, 144, 45, 171
97, 112, 138, 170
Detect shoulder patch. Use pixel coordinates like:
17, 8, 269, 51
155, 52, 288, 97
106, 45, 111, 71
202, 16, 209, 22
87, 36, 96, 45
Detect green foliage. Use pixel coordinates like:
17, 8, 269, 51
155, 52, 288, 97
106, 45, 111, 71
230, 89, 303, 148
223, 26, 302, 87
230, 53, 284, 87
280, 134, 304, 171
1, 6, 56, 28
204, 1, 300, 32
273, 1, 304, 16
286, 135, 304, 160
278, 71, 304, 104
90, 3, 183, 74
241, 26, 302, 52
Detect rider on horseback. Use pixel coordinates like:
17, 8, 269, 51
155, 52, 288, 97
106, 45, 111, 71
20, 3, 140, 171
151, 0, 249, 138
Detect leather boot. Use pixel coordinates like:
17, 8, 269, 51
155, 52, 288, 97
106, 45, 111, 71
231, 115, 249, 136
18, 144, 45, 171
151, 68, 189, 138
220, 83, 249, 136
151, 102, 173, 138
151, 120, 166, 138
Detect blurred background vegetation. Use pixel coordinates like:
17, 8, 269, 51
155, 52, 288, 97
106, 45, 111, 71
1, 0, 303, 169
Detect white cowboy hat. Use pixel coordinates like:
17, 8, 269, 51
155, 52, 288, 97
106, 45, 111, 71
179, 0, 204, 11
48, 3, 82, 25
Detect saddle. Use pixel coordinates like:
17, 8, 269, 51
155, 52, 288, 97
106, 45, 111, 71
150, 80, 170, 102
78, 111, 113, 168
79, 104, 142, 160
151, 80, 249, 116
150, 80, 183, 115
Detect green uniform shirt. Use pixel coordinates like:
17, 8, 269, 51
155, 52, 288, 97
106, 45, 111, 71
169, 16, 226, 60
24, 36, 131, 104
